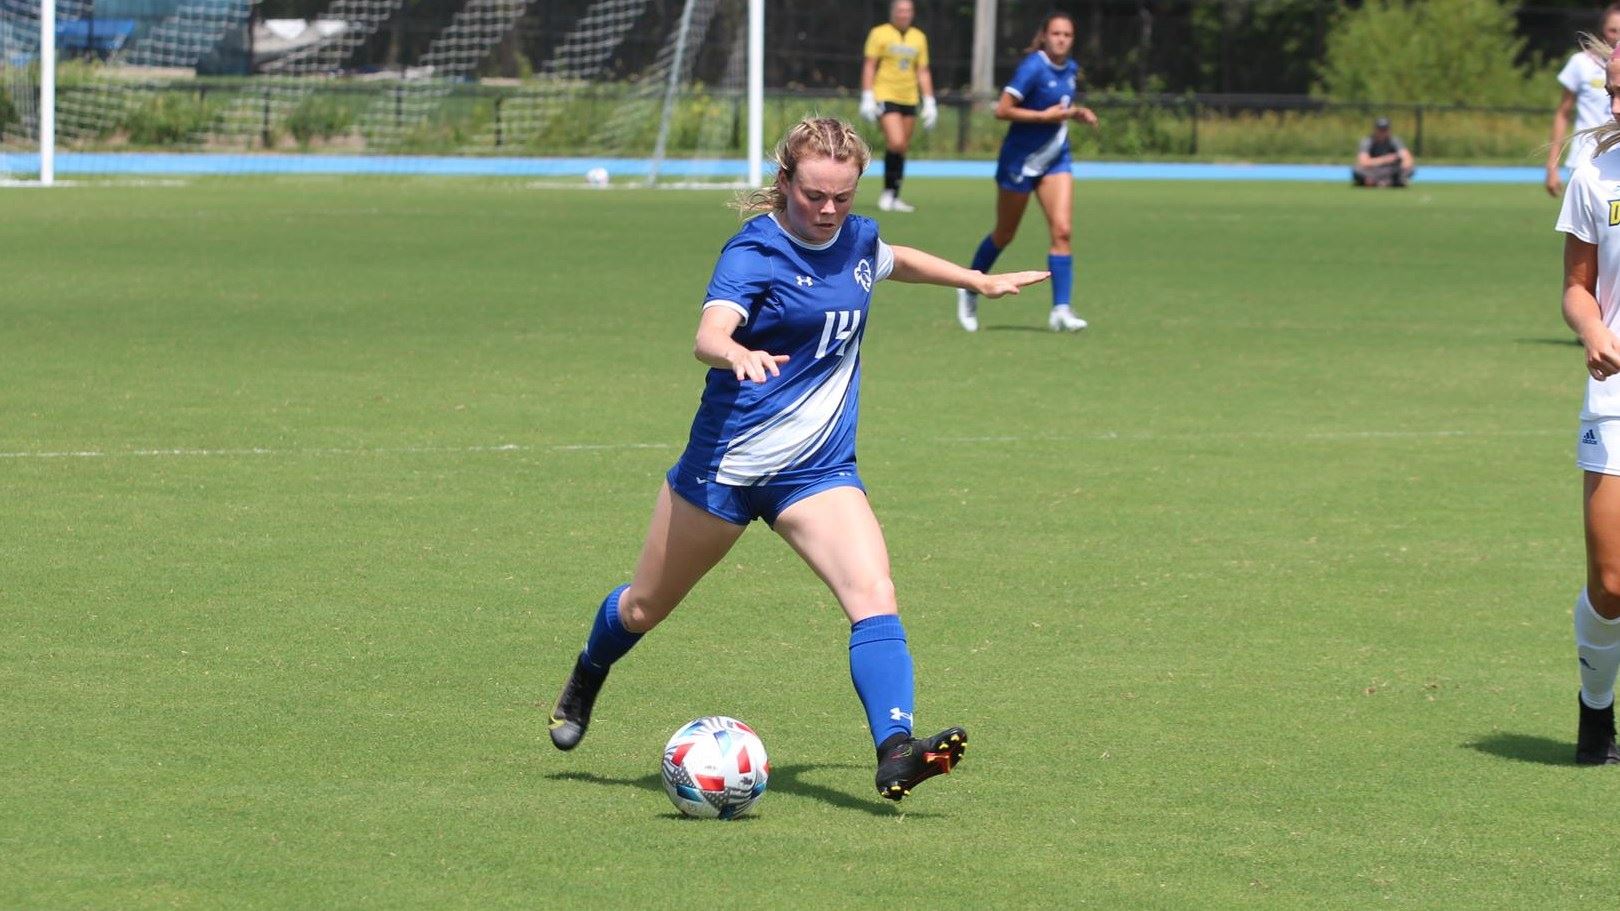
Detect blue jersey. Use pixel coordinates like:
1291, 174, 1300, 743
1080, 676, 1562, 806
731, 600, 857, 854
999, 51, 1080, 181
676, 213, 895, 487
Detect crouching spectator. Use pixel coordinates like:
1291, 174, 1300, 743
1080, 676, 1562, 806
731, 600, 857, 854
1353, 116, 1416, 188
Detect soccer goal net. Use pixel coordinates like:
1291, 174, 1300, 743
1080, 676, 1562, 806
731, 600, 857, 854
0, 0, 763, 184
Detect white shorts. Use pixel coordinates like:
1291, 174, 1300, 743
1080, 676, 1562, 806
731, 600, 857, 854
1578, 419, 1620, 475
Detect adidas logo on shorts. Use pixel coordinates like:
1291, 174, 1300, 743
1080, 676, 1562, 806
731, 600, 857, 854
1584, 428, 1600, 445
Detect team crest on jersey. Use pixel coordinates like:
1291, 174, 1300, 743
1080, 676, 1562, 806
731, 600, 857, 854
1610, 199, 1620, 227
853, 258, 873, 291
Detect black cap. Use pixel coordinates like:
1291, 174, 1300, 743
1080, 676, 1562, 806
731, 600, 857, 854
1373, 116, 1391, 129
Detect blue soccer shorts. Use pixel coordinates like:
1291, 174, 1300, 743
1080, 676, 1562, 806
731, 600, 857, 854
996, 143, 1073, 193
665, 464, 866, 527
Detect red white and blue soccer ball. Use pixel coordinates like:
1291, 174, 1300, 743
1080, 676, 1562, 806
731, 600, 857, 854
661, 716, 769, 819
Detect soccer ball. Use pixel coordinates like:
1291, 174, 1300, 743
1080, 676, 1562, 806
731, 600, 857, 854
661, 716, 769, 819
584, 166, 610, 187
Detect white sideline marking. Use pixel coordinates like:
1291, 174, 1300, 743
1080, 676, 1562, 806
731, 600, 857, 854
0, 442, 682, 460
0, 178, 188, 188
0, 429, 1562, 461
933, 428, 1565, 444
0, 443, 527, 459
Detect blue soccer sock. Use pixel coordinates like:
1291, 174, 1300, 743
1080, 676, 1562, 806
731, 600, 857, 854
849, 614, 916, 752
970, 235, 1003, 275
580, 583, 641, 677
1048, 252, 1073, 309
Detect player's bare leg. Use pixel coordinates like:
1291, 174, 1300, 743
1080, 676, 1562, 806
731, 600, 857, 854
959, 188, 1035, 332
1034, 173, 1086, 331
1578, 471, 1620, 764
550, 483, 746, 750
878, 113, 917, 212
774, 486, 967, 799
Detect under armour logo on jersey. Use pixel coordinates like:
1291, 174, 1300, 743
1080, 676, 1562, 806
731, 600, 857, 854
815, 309, 862, 359
1585, 429, 1600, 445
889, 707, 913, 723
796, 275, 815, 287
853, 258, 873, 291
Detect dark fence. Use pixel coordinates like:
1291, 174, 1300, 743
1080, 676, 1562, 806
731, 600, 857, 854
74, 0, 1617, 94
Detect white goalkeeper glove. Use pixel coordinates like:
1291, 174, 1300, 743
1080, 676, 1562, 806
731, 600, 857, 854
859, 91, 880, 123
920, 96, 938, 130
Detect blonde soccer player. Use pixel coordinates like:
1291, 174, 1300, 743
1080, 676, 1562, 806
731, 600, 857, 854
858, 0, 936, 213
1558, 34, 1620, 764
546, 117, 1048, 799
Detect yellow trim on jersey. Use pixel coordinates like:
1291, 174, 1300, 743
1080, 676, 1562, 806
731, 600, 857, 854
864, 24, 929, 105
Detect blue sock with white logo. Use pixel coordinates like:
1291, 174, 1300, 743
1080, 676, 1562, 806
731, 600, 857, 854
970, 235, 1003, 275
849, 614, 915, 752
580, 583, 640, 677
1048, 252, 1073, 309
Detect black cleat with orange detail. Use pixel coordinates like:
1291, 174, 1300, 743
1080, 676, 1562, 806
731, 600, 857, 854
875, 727, 967, 800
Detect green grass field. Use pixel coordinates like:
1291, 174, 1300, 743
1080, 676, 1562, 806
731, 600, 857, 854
0, 175, 1602, 908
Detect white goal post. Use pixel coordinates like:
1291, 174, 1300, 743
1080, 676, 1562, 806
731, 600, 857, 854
39, 0, 53, 183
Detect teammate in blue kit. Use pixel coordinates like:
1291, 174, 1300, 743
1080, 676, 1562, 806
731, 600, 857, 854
956, 11, 1097, 333
547, 117, 1048, 800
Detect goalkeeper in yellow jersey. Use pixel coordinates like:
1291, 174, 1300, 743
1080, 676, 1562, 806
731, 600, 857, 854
859, 0, 935, 212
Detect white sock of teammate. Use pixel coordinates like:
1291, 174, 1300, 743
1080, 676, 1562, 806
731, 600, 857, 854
1575, 588, 1620, 710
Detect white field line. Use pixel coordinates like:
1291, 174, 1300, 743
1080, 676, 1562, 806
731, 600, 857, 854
933, 428, 1567, 444
0, 442, 673, 460
0, 428, 1565, 461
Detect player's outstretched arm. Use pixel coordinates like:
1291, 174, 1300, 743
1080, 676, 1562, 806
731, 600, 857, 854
694, 304, 789, 383
888, 244, 1049, 299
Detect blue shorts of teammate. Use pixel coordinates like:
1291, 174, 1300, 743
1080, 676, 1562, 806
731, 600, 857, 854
995, 143, 1072, 192
665, 464, 866, 527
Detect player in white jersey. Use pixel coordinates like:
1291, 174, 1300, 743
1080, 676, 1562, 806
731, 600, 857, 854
545, 117, 1048, 801
1547, 4, 1620, 198
1556, 34, 1620, 764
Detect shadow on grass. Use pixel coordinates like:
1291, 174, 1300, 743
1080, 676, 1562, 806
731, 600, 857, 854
547, 763, 923, 817
983, 324, 1056, 334
1516, 337, 1581, 347
1467, 732, 1574, 766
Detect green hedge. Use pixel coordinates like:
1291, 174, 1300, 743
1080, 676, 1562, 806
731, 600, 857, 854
27, 73, 1556, 165
0, 86, 15, 134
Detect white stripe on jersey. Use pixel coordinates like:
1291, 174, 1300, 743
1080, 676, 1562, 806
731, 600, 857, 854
715, 335, 861, 485
703, 299, 751, 323
1021, 124, 1069, 177
875, 240, 895, 281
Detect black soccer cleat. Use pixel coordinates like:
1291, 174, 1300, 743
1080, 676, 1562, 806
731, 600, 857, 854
875, 726, 967, 800
1576, 693, 1620, 766
548, 653, 606, 751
